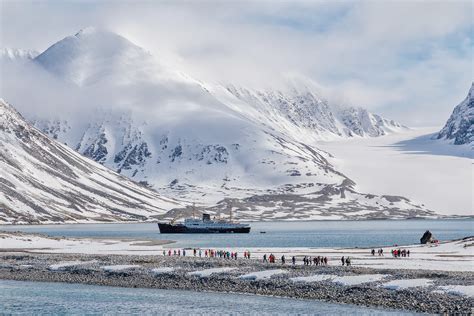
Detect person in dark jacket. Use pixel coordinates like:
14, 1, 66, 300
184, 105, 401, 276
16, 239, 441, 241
345, 257, 351, 266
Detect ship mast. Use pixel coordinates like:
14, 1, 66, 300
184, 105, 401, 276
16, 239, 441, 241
229, 201, 233, 223
192, 202, 196, 219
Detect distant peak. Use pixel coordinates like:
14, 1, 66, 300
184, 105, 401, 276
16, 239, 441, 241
467, 82, 474, 101
73, 27, 122, 40
75, 26, 100, 37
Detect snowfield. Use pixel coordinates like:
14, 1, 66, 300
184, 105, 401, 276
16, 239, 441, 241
319, 127, 472, 216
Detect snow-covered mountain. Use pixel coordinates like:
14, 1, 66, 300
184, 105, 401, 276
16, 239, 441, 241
212, 83, 405, 144
0, 28, 435, 221
0, 99, 183, 224
4, 28, 406, 202
437, 83, 474, 146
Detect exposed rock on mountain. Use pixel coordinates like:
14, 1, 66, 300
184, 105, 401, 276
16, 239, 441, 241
0, 28, 436, 222
437, 83, 474, 146
3, 28, 406, 204
0, 99, 182, 224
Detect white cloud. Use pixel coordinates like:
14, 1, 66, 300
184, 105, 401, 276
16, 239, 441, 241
0, 0, 472, 126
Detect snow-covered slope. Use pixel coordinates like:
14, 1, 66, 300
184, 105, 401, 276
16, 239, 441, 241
0, 99, 183, 224
437, 83, 474, 146
17, 28, 346, 202
211, 83, 406, 144
35, 27, 185, 86
0, 28, 436, 221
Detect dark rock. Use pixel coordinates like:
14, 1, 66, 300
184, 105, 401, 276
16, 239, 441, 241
420, 230, 433, 244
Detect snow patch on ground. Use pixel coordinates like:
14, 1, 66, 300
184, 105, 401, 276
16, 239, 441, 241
188, 267, 237, 277
436, 285, 474, 298
151, 267, 175, 275
239, 269, 287, 280
331, 274, 387, 286
48, 260, 97, 271
290, 274, 335, 283
100, 265, 141, 272
382, 278, 433, 290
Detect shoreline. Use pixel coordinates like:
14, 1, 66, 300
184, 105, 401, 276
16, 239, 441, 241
1, 231, 472, 313
1, 216, 473, 226
0, 251, 472, 314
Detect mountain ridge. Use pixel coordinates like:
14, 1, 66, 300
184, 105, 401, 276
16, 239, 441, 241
0, 99, 183, 224
0, 28, 438, 222
437, 83, 474, 146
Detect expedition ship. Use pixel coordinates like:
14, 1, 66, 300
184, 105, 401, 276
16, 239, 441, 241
158, 207, 250, 234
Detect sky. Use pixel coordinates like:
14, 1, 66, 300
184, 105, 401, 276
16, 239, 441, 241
0, 0, 472, 126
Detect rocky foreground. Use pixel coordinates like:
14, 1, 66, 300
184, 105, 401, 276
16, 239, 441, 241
0, 252, 472, 314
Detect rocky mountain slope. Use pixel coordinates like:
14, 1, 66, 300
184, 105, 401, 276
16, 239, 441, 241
437, 83, 474, 146
1, 28, 406, 202
0, 28, 438, 222
0, 98, 436, 223
0, 99, 183, 224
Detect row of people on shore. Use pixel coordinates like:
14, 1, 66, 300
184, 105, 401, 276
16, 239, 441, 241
163, 249, 252, 259
261, 254, 331, 266
303, 256, 328, 266
163, 249, 354, 267
372, 248, 411, 258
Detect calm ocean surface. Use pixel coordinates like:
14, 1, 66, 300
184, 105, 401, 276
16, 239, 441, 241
1, 219, 472, 248
0, 280, 415, 315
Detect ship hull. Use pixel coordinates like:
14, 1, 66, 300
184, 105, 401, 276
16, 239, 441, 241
158, 223, 250, 234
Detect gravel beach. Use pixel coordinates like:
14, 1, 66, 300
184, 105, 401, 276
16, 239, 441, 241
0, 251, 472, 314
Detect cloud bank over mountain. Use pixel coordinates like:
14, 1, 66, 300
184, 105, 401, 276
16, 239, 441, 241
1, 1, 472, 126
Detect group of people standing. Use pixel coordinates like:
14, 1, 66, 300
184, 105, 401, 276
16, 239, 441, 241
340, 256, 351, 266
261, 254, 330, 266
262, 253, 278, 263
391, 249, 410, 257
371, 249, 384, 256
303, 256, 328, 266
163, 248, 252, 260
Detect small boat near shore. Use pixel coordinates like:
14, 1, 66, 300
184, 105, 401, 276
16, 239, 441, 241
158, 213, 251, 234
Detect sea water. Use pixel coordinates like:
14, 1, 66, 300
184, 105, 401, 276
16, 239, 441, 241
0, 280, 415, 315
1, 219, 472, 248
